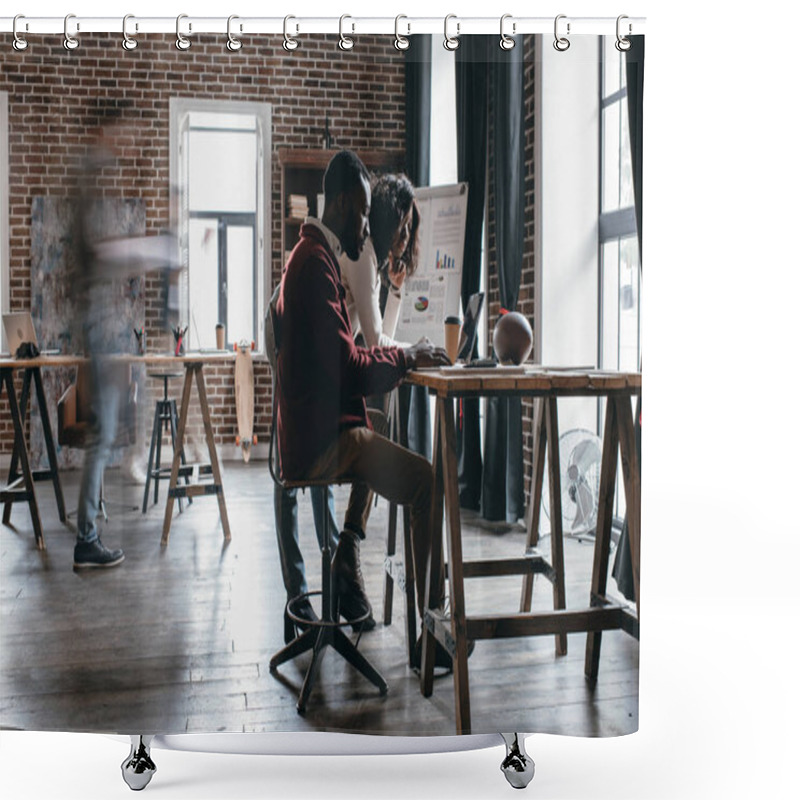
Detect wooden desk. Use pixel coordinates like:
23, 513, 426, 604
135, 354, 232, 546
405, 366, 641, 735
1, 353, 234, 549
1, 355, 82, 549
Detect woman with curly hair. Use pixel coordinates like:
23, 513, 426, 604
339, 172, 421, 348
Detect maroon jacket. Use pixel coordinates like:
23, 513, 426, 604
275, 224, 408, 480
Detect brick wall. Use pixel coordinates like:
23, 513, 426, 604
485, 35, 537, 507
0, 34, 406, 457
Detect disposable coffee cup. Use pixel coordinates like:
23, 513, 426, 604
444, 315, 462, 364
215, 323, 225, 350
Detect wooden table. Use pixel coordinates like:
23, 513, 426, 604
0, 355, 79, 549
405, 365, 642, 735
138, 354, 233, 546
1, 353, 234, 548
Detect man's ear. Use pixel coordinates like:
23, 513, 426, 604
334, 191, 349, 217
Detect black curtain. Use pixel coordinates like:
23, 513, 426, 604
613, 35, 644, 601
481, 39, 526, 522
455, 35, 491, 510
400, 35, 434, 459
405, 35, 432, 188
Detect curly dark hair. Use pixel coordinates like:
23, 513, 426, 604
369, 173, 420, 278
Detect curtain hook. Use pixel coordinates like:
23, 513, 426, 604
63, 13, 79, 51
615, 15, 632, 52
394, 15, 410, 51
553, 14, 570, 52
444, 14, 460, 51
339, 15, 354, 51
12, 15, 28, 51
227, 15, 242, 51
283, 15, 298, 51
500, 14, 515, 51
176, 14, 191, 51
121, 14, 138, 51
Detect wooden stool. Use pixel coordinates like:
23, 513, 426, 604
142, 372, 191, 514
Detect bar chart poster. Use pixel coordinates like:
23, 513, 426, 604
395, 182, 468, 346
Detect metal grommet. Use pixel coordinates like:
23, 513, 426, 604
339, 15, 354, 51
443, 14, 460, 51
227, 15, 242, 51
176, 14, 191, 51
499, 14, 515, 51
12, 15, 28, 51
122, 14, 138, 51
394, 15, 410, 51
63, 13, 79, 51
615, 15, 632, 52
283, 15, 298, 51
553, 14, 570, 52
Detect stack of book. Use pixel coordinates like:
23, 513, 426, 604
287, 194, 309, 220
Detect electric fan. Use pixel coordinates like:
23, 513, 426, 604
542, 428, 603, 540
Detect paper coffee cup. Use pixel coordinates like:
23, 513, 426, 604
215, 323, 225, 350
444, 316, 462, 364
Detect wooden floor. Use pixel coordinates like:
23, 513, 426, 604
0, 461, 638, 737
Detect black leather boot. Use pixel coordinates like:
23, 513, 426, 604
331, 528, 376, 632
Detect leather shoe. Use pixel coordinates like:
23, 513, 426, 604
331, 529, 376, 632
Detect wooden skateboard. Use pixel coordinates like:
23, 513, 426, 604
234, 340, 257, 462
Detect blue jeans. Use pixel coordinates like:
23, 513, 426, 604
76, 356, 124, 544
274, 484, 339, 600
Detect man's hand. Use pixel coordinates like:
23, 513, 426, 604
404, 338, 451, 370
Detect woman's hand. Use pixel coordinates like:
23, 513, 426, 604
387, 252, 407, 290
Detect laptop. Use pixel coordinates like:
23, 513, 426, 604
3, 312, 39, 355
1, 312, 60, 357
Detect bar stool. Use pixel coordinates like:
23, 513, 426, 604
265, 294, 386, 714
142, 372, 191, 514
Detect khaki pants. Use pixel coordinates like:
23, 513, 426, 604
308, 410, 444, 618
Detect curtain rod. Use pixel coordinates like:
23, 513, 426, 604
0, 15, 646, 38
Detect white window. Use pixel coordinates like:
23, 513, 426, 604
599, 37, 641, 374
169, 99, 271, 350
598, 37, 642, 522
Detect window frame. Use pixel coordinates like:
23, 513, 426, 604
598, 37, 641, 374
169, 97, 271, 352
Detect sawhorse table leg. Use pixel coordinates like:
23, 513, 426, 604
161, 363, 231, 546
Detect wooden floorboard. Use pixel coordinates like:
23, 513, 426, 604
0, 462, 638, 737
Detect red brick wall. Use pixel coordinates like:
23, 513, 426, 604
0, 34, 406, 455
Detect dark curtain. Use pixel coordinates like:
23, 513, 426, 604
455, 35, 491, 510
481, 38, 526, 522
399, 34, 434, 459
613, 35, 644, 601
404, 35, 432, 188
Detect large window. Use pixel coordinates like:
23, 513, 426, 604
170, 99, 271, 350
599, 38, 641, 374
599, 38, 642, 522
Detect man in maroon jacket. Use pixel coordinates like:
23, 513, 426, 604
274, 150, 449, 645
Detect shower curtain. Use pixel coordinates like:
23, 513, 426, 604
0, 24, 642, 746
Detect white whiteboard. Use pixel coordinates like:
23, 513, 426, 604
394, 182, 468, 347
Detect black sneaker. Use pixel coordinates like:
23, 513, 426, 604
73, 539, 125, 569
